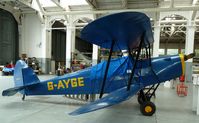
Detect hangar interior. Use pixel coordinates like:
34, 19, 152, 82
0, 0, 199, 123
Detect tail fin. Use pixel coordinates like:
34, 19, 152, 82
14, 60, 40, 87
2, 60, 40, 96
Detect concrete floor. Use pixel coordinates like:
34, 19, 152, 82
0, 75, 199, 123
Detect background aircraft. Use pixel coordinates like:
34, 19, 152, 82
2, 12, 194, 116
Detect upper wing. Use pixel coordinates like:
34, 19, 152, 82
69, 84, 141, 115
81, 12, 153, 51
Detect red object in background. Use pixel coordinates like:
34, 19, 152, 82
5, 64, 15, 68
79, 64, 85, 69
177, 75, 188, 96
177, 83, 188, 96
179, 75, 185, 82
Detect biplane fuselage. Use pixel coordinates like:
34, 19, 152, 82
20, 54, 184, 96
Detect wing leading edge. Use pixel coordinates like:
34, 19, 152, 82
69, 84, 141, 115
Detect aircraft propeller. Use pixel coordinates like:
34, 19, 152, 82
184, 53, 195, 61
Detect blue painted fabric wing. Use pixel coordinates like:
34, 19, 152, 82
81, 12, 154, 51
69, 84, 141, 115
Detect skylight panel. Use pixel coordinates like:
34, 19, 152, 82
39, 0, 56, 7
60, 0, 88, 6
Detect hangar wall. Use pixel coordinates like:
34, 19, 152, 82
20, 14, 43, 57
19, 13, 51, 73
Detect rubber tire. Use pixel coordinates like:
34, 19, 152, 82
140, 101, 156, 116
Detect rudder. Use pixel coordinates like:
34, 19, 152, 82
14, 60, 40, 94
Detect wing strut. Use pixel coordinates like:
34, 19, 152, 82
99, 41, 115, 98
127, 35, 144, 91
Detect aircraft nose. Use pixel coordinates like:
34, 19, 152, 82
179, 53, 195, 76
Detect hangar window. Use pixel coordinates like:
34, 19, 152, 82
158, 49, 165, 56
167, 49, 178, 55
195, 49, 199, 57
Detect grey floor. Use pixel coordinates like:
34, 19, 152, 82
0, 75, 199, 123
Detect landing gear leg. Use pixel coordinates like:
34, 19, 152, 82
137, 91, 150, 104
22, 94, 25, 101
137, 90, 144, 104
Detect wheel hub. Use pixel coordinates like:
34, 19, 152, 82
145, 106, 152, 113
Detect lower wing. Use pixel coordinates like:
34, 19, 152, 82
69, 84, 141, 115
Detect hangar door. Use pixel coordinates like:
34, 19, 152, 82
0, 9, 19, 65
51, 21, 66, 69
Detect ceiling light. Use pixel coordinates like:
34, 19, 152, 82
14, 6, 19, 10
192, 0, 198, 5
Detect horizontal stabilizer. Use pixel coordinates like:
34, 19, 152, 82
2, 83, 39, 96
69, 84, 140, 115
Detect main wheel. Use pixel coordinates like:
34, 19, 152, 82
140, 101, 156, 116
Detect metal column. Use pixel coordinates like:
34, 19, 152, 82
153, 21, 160, 57
185, 21, 195, 82
66, 16, 73, 68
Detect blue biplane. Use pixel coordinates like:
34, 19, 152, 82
2, 12, 194, 116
